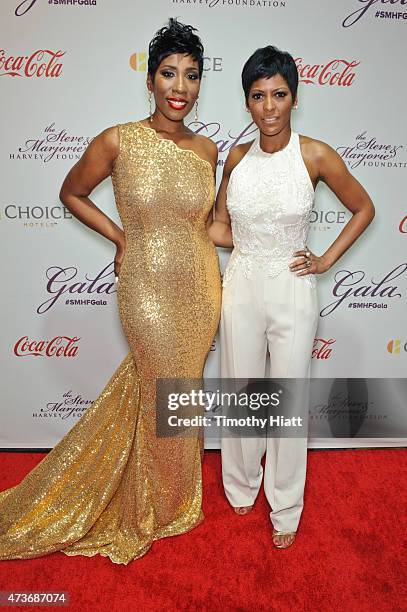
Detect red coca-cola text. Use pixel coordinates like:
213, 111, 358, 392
0, 49, 65, 78
295, 58, 359, 86
312, 338, 336, 360
14, 335, 80, 357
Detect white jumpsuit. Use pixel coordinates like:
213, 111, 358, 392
220, 131, 318, 533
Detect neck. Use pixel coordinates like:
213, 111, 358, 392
258, 123, 292, 154
150, 110, 187, 134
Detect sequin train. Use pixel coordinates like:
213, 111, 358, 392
0, 122, 221, 565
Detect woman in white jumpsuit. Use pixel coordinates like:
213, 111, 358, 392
207, 46, 374, 548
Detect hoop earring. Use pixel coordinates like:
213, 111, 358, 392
149, 91, 153, 123
194, 99, 199, 122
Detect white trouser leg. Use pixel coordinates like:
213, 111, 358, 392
220, 269, 267, 508
263, 270, 318, 532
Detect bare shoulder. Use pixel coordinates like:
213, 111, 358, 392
299, 134, 350, 182
224, 141, 253, 175
91, 125, 120, 158
192, 133, 218, 164
195, 134, 218, 161
299, 134, 338, 163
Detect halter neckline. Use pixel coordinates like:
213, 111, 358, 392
254, 131, 296, 156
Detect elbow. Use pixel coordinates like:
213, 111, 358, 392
59, 178, 71, 207
368, 200, 375, 224
59, 186, 67, 207
354, 198, 375, 226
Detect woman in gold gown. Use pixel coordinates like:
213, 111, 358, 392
0, 19, 221, 565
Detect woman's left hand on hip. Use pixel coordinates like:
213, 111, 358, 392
289, 249, 330, 275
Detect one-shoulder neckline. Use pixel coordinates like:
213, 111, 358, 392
135, 121, 214, 172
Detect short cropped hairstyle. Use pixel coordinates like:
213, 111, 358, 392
148, 18, 204, 80
242, 46, 298, 102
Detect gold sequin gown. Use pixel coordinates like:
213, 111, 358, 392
0, 121, 221, 565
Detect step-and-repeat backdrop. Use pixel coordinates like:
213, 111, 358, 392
1, 0, 406, 449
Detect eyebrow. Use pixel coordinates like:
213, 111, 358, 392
251, 87, 289, 93
161, 64, 199, 71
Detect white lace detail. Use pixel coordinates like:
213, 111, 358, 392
224, 131, 316, 289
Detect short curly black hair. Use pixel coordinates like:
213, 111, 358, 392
242, 46, 298, 103
148, 18, 204, 81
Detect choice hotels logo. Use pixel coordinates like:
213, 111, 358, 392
130, 52, 147, 72
387, 339, 407, 354
0, 49, 65, 78
342, 0, 407, 27
1, 204, 73, 228
130, 52, 223, 74
310, 209, 350, 233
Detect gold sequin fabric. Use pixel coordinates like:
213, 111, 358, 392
0, 122, 221, 565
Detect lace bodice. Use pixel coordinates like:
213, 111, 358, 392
224, 131, 316, 288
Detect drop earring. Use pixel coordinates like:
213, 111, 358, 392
194, 99, 199, 122
149, 91, 153, 123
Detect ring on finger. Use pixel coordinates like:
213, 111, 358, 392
305, 250, 311, 259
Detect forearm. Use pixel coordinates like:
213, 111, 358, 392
321, 205, 374, 269
60, 192, 124, 246
207, 219, 233, 248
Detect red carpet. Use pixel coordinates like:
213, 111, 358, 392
0, 449, 406, 611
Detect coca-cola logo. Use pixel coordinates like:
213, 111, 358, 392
295, 58, 359, 87
0, 49, 65, 78
11, 123, 92, 163
312, 338, 336, 359
320, 264, 407, 317
398, 216, 407, 233
336, 131, 405, 170
15, 0, 97, 16
34, 390, 93, 420
14, 335, 80, 357
37, 262, 116, 314
342, 0, 407, 28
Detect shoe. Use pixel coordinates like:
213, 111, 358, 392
233, 506, 253, 515
272, 529, 296, 548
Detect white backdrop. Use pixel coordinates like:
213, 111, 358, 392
1, 0, 406, 449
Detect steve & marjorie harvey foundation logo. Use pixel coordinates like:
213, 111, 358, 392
10, 123, 93, 162
171, 0, 287, 9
